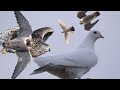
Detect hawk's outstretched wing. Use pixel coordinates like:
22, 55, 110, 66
11, 51, 32, 79
14, 11, 32, 38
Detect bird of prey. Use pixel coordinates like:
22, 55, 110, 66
58, 19, 75, 45
1, 26, 53, 57
77, 11, 100, 31
4, 11, 33, 79
3, 11, 53, 79
30, 30, 104, 79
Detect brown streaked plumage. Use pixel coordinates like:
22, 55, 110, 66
77, 11, 100, 31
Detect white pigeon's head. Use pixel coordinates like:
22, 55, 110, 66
88, 30, 104, 40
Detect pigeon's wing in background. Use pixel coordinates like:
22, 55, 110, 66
58, 19, 68, 30
84, 20, 99, 31
14, 11, 32, 37
32, 50, 93, 75
34, 49, 97, 68
64, 32, 71, 45
32, 27, 54, 42
77, 11, 87, 19
12, 51, 32, 79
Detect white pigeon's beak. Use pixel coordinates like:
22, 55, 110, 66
99, 34, 104, 39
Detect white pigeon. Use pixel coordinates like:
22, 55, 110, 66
58, 19, 75, 45
31, 30, 104, 79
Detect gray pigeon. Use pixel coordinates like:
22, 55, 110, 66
77, 11, 100, 31
1, 27, 53, 57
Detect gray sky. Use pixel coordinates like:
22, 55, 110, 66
0, 11, 120, 79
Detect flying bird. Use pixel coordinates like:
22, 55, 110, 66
3, 11, 53, 79
8, 11, 33, 79
77, 11, 100, 31
31, 30, 104, 79
2, 27, 53, 57
58, 19, 75, 45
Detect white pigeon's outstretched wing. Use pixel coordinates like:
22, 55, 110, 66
34, 49, 98, 69
14, 11, 32, 38
12, 51, 32, 79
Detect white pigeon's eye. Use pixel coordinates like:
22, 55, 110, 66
94, 31, 97, 34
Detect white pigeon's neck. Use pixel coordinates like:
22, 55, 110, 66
79, 35, 97, 50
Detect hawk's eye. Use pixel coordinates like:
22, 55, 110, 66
6, 43, 10, 46
94, 31, 97, 34
26, 40, 31, 46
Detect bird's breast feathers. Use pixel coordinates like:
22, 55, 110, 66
66, 49, 98, 68
35, 49, 98, 68
80, 15, 95, 25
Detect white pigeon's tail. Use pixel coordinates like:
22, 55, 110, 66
30, 65, 49, 75
30, 68, 45, 75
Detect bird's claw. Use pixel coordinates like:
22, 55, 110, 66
1, 48, 7, 54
